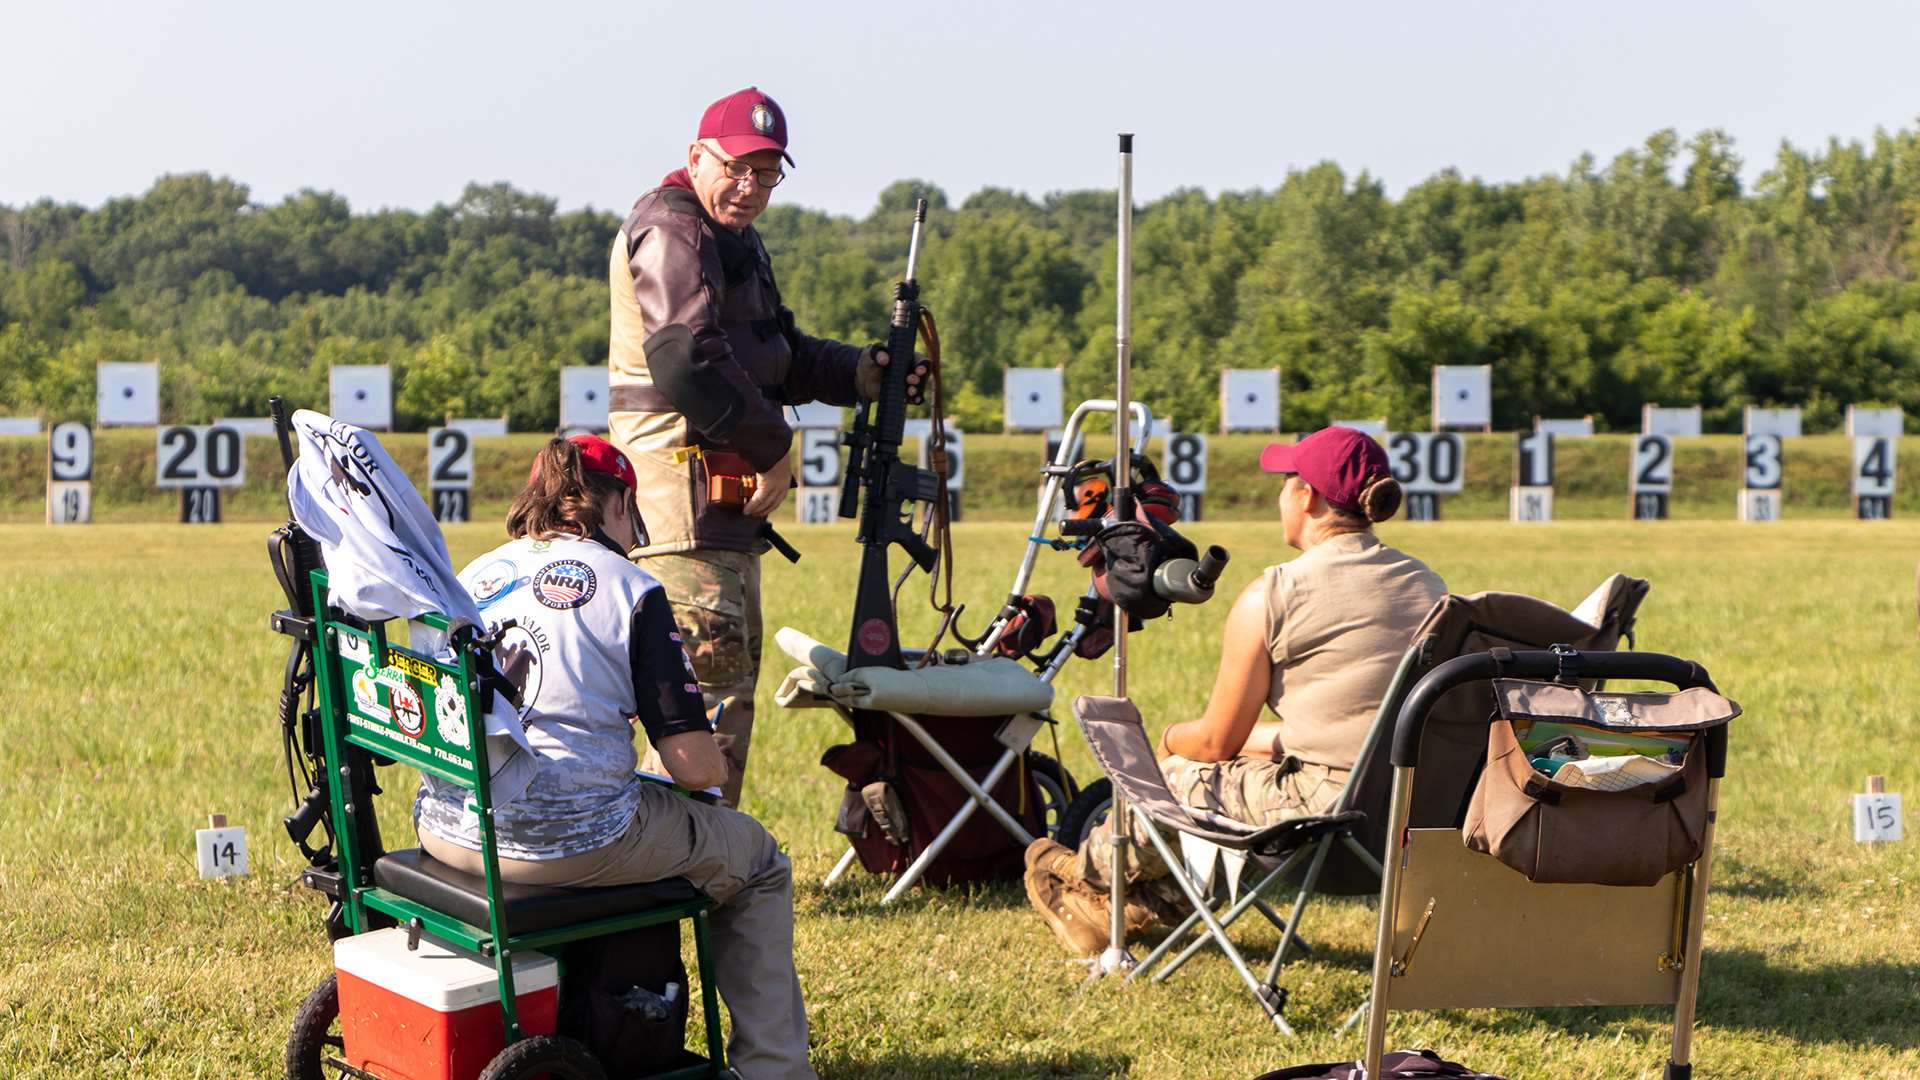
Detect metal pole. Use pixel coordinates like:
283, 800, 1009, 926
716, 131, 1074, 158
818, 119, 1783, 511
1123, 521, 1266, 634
1098, 132, 1138, 976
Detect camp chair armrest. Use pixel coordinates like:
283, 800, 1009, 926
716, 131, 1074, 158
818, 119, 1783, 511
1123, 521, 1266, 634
1390, 650, 1719, 771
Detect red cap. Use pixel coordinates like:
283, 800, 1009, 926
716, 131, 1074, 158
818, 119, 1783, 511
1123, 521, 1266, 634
530, 434, 637, 492
1259, 426, 1389, 513
698, 87, 793, 165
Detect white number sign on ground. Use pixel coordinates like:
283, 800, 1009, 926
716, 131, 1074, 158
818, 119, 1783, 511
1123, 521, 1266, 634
1387, 432, 1464, 521
48, 421, 93, 525
1162, 432, 1208, 520
1852, 436, 1896, 520
1630, 434, 1674, 520
428, 427, 475, 523
156, 424, 246, 525
795, 417, 845, 525
1510, 430, 1553, 523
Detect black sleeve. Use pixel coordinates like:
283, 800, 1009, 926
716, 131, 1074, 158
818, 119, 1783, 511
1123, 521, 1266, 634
628, 586, 713, 744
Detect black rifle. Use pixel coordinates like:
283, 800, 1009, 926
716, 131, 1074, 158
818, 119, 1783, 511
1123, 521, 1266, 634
840, 198, 942, 669
265, 396, 384, 940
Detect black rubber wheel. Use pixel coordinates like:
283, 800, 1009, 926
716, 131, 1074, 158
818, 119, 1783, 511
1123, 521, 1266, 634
285, 971, 342, 1080
1055, 778, 1112, 850
477, 1034, 608, 1080
1024, 751, 1078, 840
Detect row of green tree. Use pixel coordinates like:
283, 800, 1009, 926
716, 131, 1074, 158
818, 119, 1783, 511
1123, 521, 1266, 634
6, 124, 1920, 433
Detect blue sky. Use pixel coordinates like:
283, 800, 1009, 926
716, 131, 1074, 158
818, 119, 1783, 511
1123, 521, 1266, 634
4, 0, 1916, 217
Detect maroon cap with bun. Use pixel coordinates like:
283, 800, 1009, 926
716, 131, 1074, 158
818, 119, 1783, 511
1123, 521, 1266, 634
1259, 426, 1391, 514
698, 87, 793, 165
530, 434, 636, 492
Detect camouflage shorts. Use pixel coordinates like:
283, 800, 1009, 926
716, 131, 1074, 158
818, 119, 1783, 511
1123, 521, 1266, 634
634, 548, 762, 808
1077, 754, 1351, 887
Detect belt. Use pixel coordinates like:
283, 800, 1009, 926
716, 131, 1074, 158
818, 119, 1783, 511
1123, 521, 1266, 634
609, 383, 788, 414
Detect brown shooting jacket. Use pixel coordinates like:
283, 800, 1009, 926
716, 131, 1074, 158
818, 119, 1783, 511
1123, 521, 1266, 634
608, 169, 865, 554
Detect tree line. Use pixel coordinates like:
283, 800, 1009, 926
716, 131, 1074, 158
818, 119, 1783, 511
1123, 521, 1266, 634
5, 124, 1920, 434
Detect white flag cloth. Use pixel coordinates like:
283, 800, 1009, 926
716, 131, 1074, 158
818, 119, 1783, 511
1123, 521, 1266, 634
287, 409, 539, 806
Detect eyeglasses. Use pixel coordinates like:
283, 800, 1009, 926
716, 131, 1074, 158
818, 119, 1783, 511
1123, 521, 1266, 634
700, 143, 785, 188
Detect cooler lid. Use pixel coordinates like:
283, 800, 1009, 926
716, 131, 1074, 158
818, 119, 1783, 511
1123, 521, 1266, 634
334, 927, 557, 1013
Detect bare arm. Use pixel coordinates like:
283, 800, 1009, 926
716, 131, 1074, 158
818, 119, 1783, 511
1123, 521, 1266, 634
1160, 579, 1273, 763
653, 730, 728, 792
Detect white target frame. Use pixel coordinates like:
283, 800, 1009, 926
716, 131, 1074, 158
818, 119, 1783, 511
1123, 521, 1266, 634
1847, 407, 1903, 438
1003, 368, 1064, 432
1219, 369, 1281, 433
1431, 365, 1492, 430
330, 366, 394, 430
560, 367, 610, 432
97, 362, 161, 427
1641, 405, 1703, 438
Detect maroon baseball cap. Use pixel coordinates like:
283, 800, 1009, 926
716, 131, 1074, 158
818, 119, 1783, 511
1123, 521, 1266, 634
698, 87, 793, 165
530, 434, 637, 492
1259, 426, 1390, 513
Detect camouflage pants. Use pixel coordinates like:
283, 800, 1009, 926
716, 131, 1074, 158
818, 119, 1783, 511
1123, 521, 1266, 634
635, 549, 762, 808
1076, 754, 1350, 889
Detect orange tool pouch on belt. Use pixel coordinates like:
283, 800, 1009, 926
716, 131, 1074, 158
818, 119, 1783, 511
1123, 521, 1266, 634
701, 451, 760, 508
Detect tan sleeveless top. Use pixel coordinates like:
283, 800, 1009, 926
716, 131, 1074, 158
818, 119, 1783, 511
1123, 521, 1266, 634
1256, 532, 1446, 769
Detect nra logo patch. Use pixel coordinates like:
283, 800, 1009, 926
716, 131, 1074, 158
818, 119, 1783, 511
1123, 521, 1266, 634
532, 559, 597, 609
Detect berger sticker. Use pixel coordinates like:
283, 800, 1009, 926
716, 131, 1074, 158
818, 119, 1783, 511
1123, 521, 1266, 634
436, 674, 471, 748
350, 667, 390, 721
385, 650, 440, 684
391, 680, 426, 738
533, 559, 597, 609
470, 558, 520, 607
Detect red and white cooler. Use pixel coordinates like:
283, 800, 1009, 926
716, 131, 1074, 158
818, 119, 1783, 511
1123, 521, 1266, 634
333, 927, 560, 1080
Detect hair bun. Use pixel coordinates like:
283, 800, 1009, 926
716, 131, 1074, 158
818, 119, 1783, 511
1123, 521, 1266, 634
1359, 475, 1403, 523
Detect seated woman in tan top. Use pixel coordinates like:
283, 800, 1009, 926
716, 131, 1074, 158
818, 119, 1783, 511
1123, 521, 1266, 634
1025, 426, 1447, 955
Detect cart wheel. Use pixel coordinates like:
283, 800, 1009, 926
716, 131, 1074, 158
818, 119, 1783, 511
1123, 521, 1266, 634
285, 971, 343, 1080
1055, 778, 1112, 850
1024, 751, 1078, 839
477, 1034, 607, 1080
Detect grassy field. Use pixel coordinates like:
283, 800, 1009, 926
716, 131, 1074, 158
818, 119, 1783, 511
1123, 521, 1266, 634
2, 517, 1917, 1078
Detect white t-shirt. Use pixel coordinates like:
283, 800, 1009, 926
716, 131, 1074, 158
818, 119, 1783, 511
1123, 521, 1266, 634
413, 532, 710, 859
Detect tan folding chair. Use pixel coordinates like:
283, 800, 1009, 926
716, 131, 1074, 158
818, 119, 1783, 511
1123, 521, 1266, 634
1358, 647, 1731, 1080
1138, 575, 1651, 1010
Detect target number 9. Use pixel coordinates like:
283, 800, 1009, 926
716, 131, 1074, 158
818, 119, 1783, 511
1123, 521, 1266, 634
50, 422, 93, 481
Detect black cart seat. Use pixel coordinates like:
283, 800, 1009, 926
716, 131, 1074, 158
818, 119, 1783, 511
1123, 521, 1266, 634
374, 849, 708, 938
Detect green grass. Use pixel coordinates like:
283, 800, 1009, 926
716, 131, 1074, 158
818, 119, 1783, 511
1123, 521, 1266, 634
2, 519, 1917, 1077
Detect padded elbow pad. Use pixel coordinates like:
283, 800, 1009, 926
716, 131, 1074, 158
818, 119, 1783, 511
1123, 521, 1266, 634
646, 323, 745, 436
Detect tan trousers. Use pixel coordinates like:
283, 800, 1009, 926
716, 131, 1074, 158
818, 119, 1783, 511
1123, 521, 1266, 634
419, 783, 814, 1080
636, 549, 762, 807
1075, 754, 1350, 889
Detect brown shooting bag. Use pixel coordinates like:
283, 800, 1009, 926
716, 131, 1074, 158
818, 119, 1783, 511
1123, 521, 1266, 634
1463, 679, 1738, 886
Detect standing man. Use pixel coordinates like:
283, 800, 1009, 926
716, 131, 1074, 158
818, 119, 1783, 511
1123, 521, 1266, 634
607, 87, 919, 807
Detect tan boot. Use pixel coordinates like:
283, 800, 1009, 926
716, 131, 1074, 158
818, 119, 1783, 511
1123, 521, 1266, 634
1063, 876, 1157, 938
1025, 865, 1109, 955
1025, 837, 1079, 879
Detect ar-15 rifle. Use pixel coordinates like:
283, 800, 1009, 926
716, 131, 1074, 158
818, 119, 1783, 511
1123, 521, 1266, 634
839, 198, 943, 669
265, 395, 383, 940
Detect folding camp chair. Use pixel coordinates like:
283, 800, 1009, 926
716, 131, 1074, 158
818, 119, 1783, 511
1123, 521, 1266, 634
1072, 695, 1366, 1033
1357, 648, 1731, 1080
1125, 574, 1651, 1025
